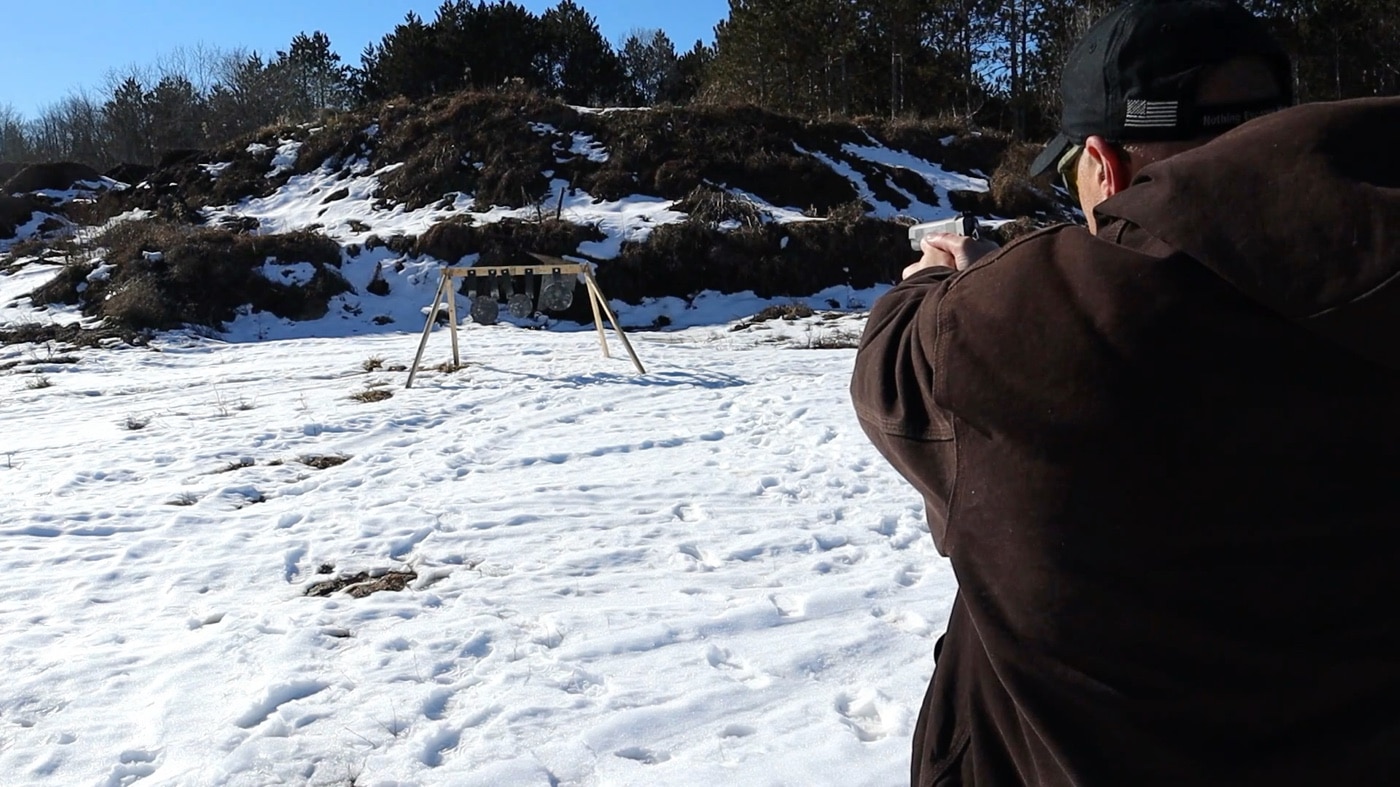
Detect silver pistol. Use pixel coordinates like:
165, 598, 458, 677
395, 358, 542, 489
908, 214, 980, 251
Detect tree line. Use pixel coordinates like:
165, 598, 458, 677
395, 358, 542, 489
2, 0, 1396, 171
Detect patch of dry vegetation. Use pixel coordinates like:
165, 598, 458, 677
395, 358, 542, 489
28, 218, 350, 331
590, 212, 906, 312
415, 216, 604, 267
350, 388, 393, 404
0, 320, 142, 349
371, 89, 568, 211
299, 454, 351, 470
304, 569, 417, 598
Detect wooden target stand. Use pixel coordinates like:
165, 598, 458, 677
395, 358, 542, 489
406, 253, 646, 388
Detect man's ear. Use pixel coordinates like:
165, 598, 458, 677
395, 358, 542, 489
1083, 136, 1132, 199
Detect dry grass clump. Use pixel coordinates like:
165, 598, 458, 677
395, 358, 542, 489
29, 218, 350, 331
415, 216, 604, 266
372, 90, 568, 211
97, 124, 330, 223
863, 113, 978, 162
350, 388, 393, 404
304, 569, 417, 598
217, 458, 256, 473
0, 320, 141, 349
3, 162, 101, 193
671, 185, 764, 228
751, 303, 816, 322
802, 327, 863, 349
299, 454, 351, 470
989, 142, 1054, 219
575, 104, 859, 212
987, 217, 1047, 245
0, 195, 44, 241
590, 212, 906, 318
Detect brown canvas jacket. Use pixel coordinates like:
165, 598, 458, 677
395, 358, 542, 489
852, 98, 1400, 786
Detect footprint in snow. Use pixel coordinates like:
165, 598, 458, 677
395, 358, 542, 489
419, 723, 461, 768
671, 502, 704, 522
102, 748, 160, 786
835, 689, 897, 743
706, 644, 742, 671
233, 680, 329, 729
770, 593, 806, 619
615, 747, 670, 765
706, 645, 772, 688
186, 612, 225, 630
896, 564, 924, 588
676, 543, 721, 571
878, 607, 937, 638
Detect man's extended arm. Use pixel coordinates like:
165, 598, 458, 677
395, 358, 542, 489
850, 265, 959, 555
851, 233, 997, 554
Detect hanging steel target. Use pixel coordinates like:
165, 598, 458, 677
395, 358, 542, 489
470, 295, 499, 325
470, 271, 499, 325
539, 268, 573, 312
508, 271, 534, 318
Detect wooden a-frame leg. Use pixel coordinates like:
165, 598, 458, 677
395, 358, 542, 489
585, 274, 611, 359
583, 269, 646, 375
446, 276, 461, 368
406, 273, 450, 389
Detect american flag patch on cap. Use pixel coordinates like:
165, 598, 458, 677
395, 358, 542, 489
1124, 100, 1179, 128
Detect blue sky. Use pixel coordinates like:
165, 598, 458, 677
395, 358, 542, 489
0, 0, 729, 120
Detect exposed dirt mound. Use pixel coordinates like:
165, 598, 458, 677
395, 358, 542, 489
0, 195, 41, 240
594, 213, 906, 305
99, 88, 1053, 223
4, 162, 102, 194
416, 216, 605, 266
105, 163, 154, 186
564, 105, 861, 213
0, 319, 144, 349
93, 131, 319, 225
369, 89, 568, 211
305, 569, 417, 598
29, 219, 351, 331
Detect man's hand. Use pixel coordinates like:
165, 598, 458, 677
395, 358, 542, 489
902, 233, 1001, 280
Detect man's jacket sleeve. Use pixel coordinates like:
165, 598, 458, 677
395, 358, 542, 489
850, 268, 958, 555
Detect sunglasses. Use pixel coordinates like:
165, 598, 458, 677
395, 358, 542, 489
1056, 144, 1084, 199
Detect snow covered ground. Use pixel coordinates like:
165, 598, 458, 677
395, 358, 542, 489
0, 305, 956, 786
0, 108, 990, 785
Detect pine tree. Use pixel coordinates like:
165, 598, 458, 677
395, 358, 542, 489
273, 31, 351, 121
206, 53, 281, 141
540, 0, 624, 105
670, 40, 716, 105
620, 29, 682, 105
146, 75, 206, 157
103, 76, 152, 165
434, 0, 548, 91
357, 12, 443, 101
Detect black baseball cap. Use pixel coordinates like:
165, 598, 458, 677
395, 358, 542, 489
1029, 0, 1293, 178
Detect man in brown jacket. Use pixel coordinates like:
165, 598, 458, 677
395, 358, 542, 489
851, 1, 1400, 784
